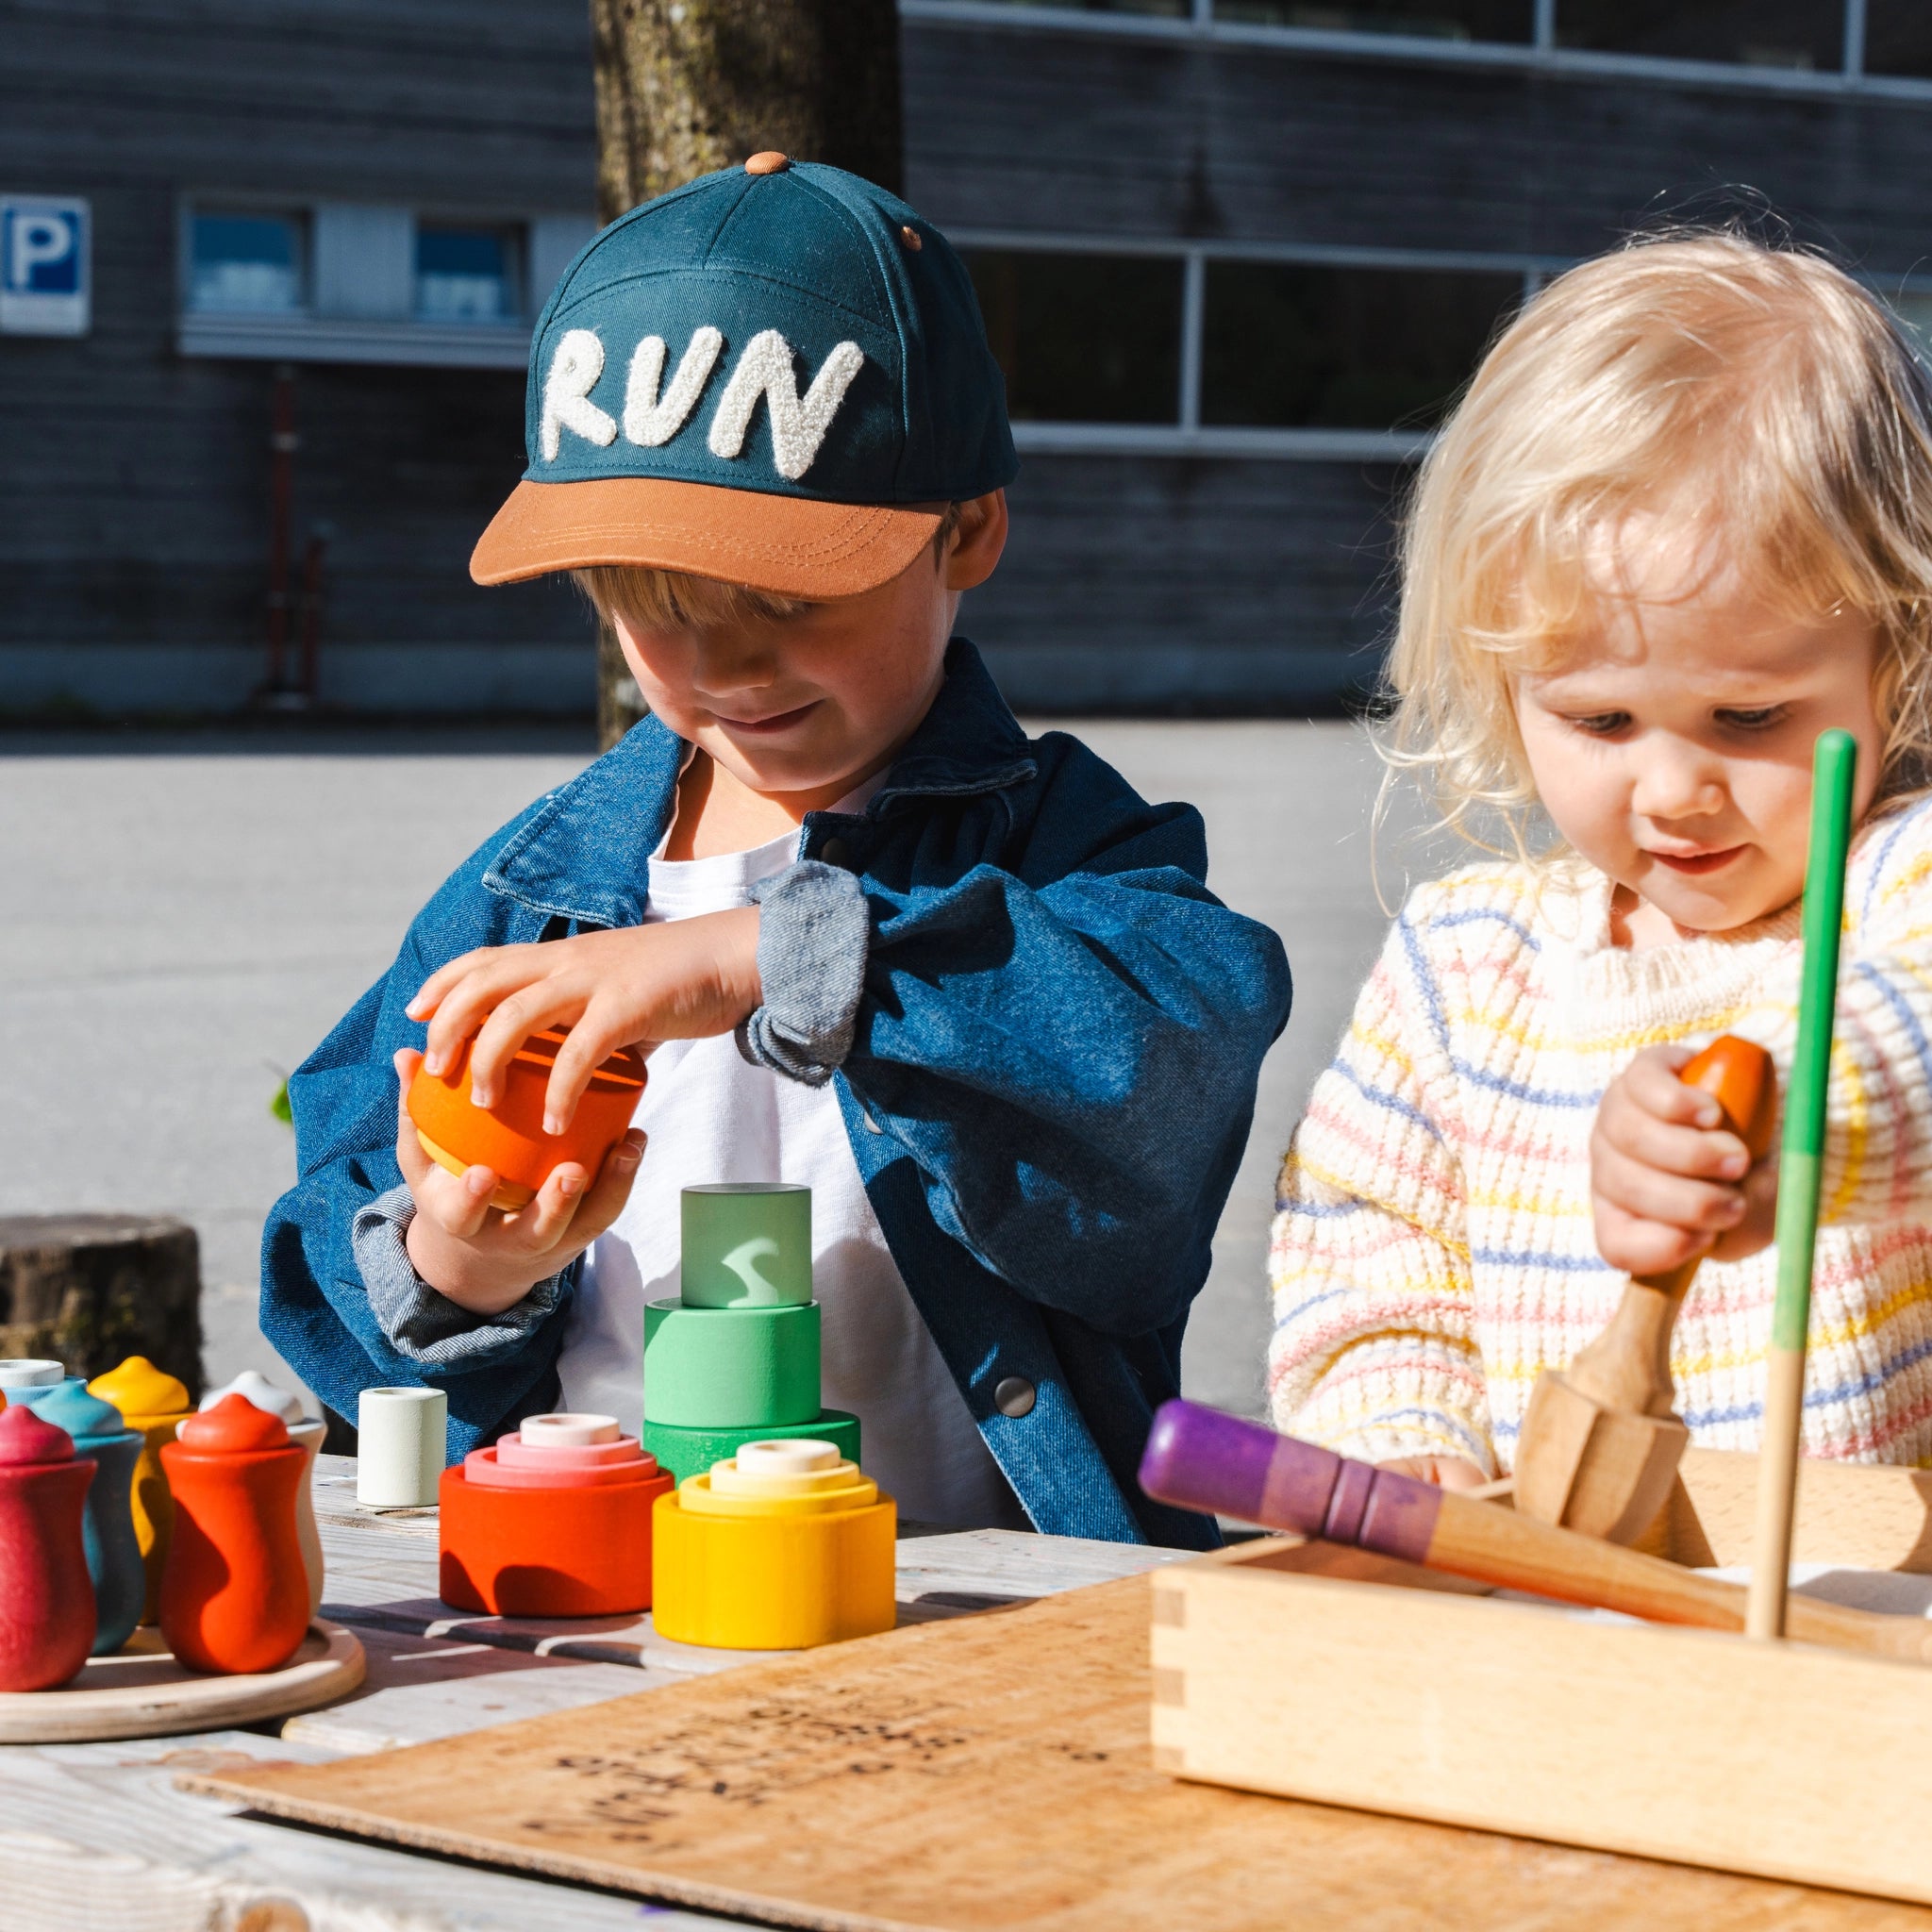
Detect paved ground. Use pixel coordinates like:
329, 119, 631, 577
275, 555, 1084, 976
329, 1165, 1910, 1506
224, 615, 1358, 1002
0, 720, 1457, 1419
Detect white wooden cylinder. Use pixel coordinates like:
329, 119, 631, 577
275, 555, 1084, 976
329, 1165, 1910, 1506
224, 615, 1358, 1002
357, 1386, 447, 1507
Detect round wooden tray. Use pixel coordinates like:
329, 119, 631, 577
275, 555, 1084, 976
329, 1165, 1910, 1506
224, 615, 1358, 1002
0, 1619, 365, 1742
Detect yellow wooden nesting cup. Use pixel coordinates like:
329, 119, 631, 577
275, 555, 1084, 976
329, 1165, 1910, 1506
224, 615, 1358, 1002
87, 1355, 193, 1623
651, 1439, 895, 1649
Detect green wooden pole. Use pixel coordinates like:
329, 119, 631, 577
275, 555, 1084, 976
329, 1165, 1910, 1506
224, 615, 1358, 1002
1746, 729, 1857, 1640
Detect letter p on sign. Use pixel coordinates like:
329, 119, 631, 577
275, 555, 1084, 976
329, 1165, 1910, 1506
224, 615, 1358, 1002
1, 197, 90, 337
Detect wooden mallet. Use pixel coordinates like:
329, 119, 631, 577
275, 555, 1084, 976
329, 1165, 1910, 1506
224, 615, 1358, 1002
1514, 1035, 1776, 1543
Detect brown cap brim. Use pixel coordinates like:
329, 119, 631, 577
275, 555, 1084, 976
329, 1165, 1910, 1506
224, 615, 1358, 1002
471, 476, 944, 599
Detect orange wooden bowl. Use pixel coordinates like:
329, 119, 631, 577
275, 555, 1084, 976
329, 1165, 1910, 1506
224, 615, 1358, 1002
406, 1028, 646, 1210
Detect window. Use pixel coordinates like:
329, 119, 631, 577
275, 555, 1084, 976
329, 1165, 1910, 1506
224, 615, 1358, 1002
1884, 291, 1932, 359
188, 210, 306, 313
1864, 2, 1932, 78
1553, 1, 1843, 71
1215, 0, 1532, 41
968, 251, 1184, 424
979, 0, 1190, 14
415, 225, 522, 325
1201, 262, 1522, 429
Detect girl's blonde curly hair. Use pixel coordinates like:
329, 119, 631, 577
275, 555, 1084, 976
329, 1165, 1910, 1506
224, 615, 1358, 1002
1384, 230, 1932, 860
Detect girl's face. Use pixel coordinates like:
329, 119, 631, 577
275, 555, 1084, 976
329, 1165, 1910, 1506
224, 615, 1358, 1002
1512, 529, 1883, 946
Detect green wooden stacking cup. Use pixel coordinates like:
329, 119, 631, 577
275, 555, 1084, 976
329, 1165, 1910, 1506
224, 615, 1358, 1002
680, 1182, 812, 1307
642, 1298, 821, 1428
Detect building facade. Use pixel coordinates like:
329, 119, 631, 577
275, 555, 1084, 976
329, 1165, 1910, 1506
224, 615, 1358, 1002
5, 1, 1932, 717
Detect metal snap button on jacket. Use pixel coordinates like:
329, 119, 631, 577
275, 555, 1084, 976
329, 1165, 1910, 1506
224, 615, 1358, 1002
994, 1376, 1036, 1418
819, 836, 853, 868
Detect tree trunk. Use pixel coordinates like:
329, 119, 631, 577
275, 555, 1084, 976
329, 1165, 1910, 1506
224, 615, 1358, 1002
586, 0, 905, 749
0, 1214, 204, 1398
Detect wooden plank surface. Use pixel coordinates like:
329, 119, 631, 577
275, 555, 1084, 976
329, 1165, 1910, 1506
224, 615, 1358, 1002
0, 1730, 712, 1932
282, 1623, 663, 1755
184, 1572, 1932, 1932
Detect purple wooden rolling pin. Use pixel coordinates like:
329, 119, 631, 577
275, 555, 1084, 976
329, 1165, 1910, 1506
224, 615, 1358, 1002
1135, 1397, 1932, 1656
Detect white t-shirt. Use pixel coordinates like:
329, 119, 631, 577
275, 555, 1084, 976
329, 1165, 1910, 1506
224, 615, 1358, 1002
559, 807, 1027, 1531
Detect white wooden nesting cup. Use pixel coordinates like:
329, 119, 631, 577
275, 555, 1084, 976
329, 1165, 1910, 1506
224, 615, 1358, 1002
357, 1386, 448, 1507
0, 1359, 65, 1390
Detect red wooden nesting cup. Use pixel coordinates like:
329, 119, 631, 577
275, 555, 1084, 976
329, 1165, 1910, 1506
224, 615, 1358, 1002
159, 1392, 309, 1675
407, 1027, 646, 1211
439, 1423, 672, 1616
0, 1405, 95, 1690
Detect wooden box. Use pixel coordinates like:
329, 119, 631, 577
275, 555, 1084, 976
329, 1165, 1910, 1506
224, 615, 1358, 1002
1152, 1448, 1932, 1906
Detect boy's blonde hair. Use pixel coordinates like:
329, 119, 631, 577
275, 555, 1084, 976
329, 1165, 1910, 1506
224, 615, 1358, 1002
1386, 231, 1932, 858
576, 503, 965, 639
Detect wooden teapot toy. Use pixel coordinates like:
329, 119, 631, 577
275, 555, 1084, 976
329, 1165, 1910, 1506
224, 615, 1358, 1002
0, 1403, 96, 1690
159, 1392, 309, 1675
651, 1438, 896, 1650
439, 1412, 673, 1617
88, 1354, 193, 1623
406, 1027, 646, 1210
200, 1371, 326, 1618
17, 1378, 145, 1656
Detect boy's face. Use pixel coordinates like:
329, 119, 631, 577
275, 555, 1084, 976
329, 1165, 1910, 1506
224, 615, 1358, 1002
614, 492, 1007, 803
1512, 520, 1883, 941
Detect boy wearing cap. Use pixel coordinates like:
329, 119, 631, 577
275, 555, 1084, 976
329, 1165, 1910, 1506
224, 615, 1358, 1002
262, 158, 1291, 1547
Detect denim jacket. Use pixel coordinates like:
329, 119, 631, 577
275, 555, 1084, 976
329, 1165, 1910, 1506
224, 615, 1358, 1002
260, 640, 1291, 1547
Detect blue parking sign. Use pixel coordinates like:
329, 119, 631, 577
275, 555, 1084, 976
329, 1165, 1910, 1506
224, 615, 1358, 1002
1, 197, 90, 337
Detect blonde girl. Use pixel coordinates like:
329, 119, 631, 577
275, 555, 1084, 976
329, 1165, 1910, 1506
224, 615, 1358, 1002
1269, 232, 1932, 1488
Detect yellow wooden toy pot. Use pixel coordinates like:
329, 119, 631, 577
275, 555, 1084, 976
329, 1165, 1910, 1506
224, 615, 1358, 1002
650, 1439, 895, 1649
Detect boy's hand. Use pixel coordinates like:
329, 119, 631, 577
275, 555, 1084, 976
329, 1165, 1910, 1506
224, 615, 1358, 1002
407, 907, 762, 1132
1377, 1455, 1490, 1491
1591, 1043, 1778, 1278
393, 1049, 645, 1315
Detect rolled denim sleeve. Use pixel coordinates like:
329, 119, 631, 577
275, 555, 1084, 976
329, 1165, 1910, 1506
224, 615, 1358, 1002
737, 859, 869, 1087
351, 1184, 572, 1371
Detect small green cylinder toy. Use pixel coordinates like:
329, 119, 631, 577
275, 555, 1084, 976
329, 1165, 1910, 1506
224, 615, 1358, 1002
679, 1182, 812, 1307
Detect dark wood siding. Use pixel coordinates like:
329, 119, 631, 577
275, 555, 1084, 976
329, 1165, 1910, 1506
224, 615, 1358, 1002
0, 0, 594, 707
903, 24, 1932, 268
967, 454, 1404, 712
7, 6, 1932, 711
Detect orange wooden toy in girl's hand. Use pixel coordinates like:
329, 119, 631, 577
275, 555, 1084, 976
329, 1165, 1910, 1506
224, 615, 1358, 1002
407, 1028, 647, 1213
1515, 1035, 1776, 1544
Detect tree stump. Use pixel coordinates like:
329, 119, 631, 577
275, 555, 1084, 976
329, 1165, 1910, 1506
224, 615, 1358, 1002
0, 1215, 203, 1400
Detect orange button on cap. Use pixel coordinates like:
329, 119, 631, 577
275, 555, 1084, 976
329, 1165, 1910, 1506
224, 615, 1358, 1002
745, 151, 790, 175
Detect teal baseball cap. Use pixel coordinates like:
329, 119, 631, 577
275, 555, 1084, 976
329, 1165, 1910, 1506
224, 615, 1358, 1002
473, 153, 1017, 599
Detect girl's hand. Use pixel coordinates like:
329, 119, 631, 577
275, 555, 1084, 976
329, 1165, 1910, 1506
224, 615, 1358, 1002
1377, 1455, 1490, 1491
393, 1048, 645, 1314
406, 908, 763, 1132
1591, 1043, 1779, 1277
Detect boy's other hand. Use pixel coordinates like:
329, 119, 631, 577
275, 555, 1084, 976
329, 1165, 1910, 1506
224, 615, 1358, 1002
393, 1048, 645, 1314
1376, 1455, 1490, 1491
1591, 1042, 1778, 1278
406, 907, 762, 1132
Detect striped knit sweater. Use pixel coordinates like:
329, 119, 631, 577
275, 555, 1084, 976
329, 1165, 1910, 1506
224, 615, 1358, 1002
1269, 793, 1932, 1476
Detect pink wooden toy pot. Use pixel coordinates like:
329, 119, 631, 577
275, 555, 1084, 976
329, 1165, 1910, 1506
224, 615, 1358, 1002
439, 1412, 673, 1617
0, 1404, 96, 1690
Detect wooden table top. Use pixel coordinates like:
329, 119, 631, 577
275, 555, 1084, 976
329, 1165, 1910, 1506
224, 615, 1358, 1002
0, 1456, 1190, 1932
